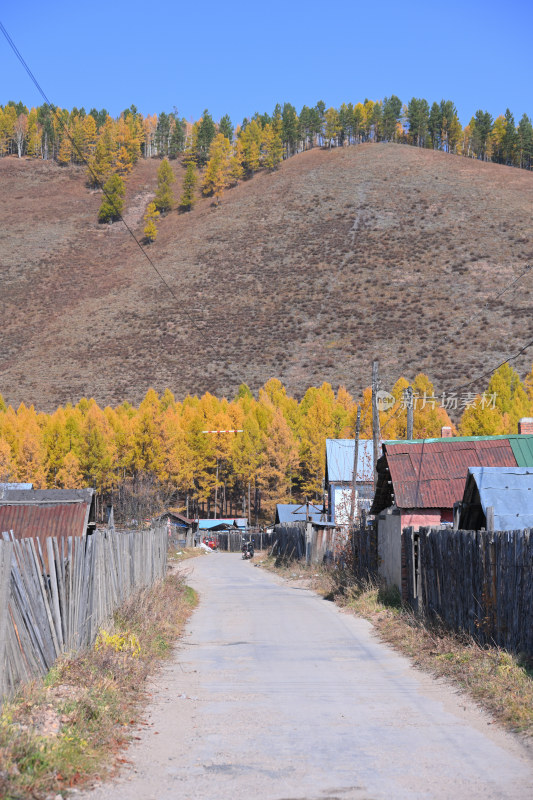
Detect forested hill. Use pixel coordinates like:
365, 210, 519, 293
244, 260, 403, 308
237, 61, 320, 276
1, 98, 533, 170
1, 138, 532, 412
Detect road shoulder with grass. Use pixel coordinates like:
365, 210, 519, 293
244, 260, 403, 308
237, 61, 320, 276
78, 553, 533, 800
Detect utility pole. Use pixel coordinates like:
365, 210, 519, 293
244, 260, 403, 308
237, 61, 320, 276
405, 386, 414, 440
349, 406, 361, 524
371, 359, 381, 490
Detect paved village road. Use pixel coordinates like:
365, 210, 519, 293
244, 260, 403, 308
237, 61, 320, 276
78, 554, 533, 800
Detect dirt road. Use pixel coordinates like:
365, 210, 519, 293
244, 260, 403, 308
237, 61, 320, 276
78, 554, 533, 800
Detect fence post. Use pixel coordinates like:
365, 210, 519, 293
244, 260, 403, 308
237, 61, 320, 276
0, 541, 14, 699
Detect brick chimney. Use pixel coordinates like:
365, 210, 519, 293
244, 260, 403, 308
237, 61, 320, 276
441, 426, 452, 438
518, 418, 533, 435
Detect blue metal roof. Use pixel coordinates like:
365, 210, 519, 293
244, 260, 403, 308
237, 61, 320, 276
467, 467, 533, 531
326, 439, 375, 483
275, 503, 324, 524
0, 483, 33, 491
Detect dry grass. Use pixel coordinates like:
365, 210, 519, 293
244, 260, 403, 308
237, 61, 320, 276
0, 572, 197, 800
2, 144, 533, 410
261, 557, 533, 737
167, 545, 207, 563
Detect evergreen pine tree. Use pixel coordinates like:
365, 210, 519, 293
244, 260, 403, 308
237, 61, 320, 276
179, 162, 198, 211
98, 173, 125, 223
154, 158, 175, 213
281, 103, 299, 156
502, 108, 518, 165
169, 114, 186, 157
196, 109, 216, 165
219, 114, 233, 142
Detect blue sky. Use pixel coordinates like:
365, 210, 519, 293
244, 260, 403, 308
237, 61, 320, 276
1, 0, 531, 126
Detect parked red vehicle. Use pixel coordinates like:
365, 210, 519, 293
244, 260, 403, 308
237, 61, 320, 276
203, 536, 217, 550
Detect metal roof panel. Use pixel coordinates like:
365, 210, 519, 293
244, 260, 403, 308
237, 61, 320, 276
508, 436, 533, 467
325, 439, 376, 483
466, 467, 533, 530
275, 504, 324, 524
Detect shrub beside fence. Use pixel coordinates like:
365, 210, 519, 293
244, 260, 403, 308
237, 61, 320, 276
0, 526, 167, 700
403, 526, 533, 656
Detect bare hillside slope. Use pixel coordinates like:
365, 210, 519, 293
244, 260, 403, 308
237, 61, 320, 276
1, 144, 532, 410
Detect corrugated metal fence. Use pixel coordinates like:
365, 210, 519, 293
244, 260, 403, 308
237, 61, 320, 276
403, 526, 533, 656
0, 526, 167, 700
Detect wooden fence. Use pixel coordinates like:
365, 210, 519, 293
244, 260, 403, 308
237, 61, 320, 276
214, 530, 275, 552
0, 526, 167, 700
403, 526, 533, 656
271, 523, 337, 564
350, 522, 378, 581
272, 523, 307, 561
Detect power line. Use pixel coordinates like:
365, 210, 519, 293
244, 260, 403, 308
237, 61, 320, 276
0, 19, 205, 335
452, 335, 533, 394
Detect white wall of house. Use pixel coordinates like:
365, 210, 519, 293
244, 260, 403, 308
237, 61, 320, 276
332, 485, 352, 525
331, 484, 373, 525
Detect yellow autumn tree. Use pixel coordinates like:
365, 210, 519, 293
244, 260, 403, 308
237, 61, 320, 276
525, 364, 533, 409
83, 114, 98, 159
0, 439, 13, 482
57, 132, 72, 165
202, 133, 233, 205
230, 137, 244, 184
57, 450, 84, 488
262, 123, 283, 170
410, 373, 453, 438
240, 120, 262, 175
13, 405, 47, 488
324, 107, 341, 147
258, 406, 299, 516
25, 108, 41, 158
143, 202, 159, 243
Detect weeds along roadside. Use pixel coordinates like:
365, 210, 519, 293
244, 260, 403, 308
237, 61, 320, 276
258, 554, 533, 738
0, 566, 198, 800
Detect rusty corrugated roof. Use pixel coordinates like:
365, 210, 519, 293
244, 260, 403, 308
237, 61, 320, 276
0, 489, 95, 572
379, 438, 518, 512
0, 502, 90, 539
0, 489, 94, 544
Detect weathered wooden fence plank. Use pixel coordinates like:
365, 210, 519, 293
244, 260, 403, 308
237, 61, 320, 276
403, 527, 533, 656
0, 541, 14, 698
1, 525, 168, 702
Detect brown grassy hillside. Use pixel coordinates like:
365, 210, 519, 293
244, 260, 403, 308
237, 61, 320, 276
1, 143, 532, 411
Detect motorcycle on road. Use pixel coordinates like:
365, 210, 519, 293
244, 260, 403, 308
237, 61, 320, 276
241, 541, 254, 560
